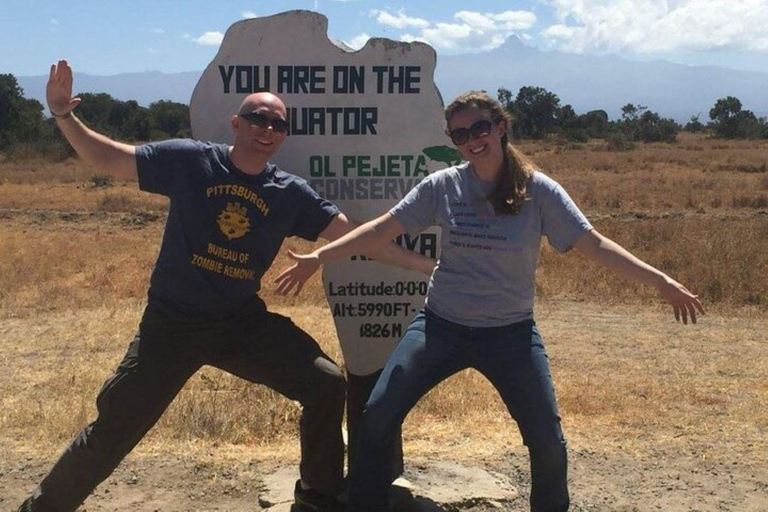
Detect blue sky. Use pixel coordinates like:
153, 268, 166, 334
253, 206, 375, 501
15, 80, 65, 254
3, 0, 768, 76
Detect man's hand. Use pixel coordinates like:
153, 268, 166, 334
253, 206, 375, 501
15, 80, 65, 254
44, 59, 138, 180
274, 251, 322, 296
47, 60, 81, 117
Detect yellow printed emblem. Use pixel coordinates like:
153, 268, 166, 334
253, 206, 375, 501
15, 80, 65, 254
217, 202, 251, 240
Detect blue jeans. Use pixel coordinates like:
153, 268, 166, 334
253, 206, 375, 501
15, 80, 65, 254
348, 310, 569, 512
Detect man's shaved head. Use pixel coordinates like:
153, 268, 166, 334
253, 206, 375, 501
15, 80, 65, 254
238, 92, 287, 117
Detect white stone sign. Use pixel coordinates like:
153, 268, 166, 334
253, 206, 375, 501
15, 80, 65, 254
190, 10, 459, 375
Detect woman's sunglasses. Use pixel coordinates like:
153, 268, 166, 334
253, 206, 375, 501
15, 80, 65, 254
447, 119, 493, 146
239, 112, 290, 135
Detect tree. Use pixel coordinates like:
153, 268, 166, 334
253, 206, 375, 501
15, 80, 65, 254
556, 104, 579, 131
0, 74, 47, 149
0, 74, 25, 128
684, 114, 704, 133
513, 86, 561, 139
496, 87, 514, 111
149, 100, 191, 138
554, 104, 589, 142
581, 110, 610, 138
636, 110, 679, 142
709, 96, 745, 138
618, 103, 678, 143
122, 104, 154, 141
733, 110, 762, 139
75, 93, 176, 142
709, 96, 765, 139
618, 103, 645, 139
76, 92, 123, 137
620, 103, 647, 122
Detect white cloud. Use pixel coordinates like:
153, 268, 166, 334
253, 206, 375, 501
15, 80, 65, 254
371, 10, 430, 29
493, 10, 538, 31
542, 0, 768, 54
344, 33, 371, 50
542, 24, 574, 41
454, 11, 497, 32
421, 23, 473, 50
152, 28, 165, 34
50, 19, 59, 26
193, 31, 224, 46
242, 11, 258, 19
454, 10, 538, 32
371, 9, 536, 52
148, 48, 158, 54
400, 33, 429, 45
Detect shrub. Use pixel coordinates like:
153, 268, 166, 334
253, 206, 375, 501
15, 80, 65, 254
604, 132, 636, 151
90, 175, 114, 188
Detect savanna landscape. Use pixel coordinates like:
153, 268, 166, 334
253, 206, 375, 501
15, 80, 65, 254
1, 133, 766, 510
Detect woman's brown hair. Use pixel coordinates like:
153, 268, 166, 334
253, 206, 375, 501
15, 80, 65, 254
445, 91, 535, 215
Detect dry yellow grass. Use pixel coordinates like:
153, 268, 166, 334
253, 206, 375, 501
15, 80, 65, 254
521, 133, 768, 213
2, 211, 763, 318
1, 134, 766, 471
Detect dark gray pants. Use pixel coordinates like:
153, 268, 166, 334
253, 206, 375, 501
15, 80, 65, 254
347, 370, 404, 480
20, 300, 346, 512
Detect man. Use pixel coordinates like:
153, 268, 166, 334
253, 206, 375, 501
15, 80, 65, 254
18, 60, 433, 512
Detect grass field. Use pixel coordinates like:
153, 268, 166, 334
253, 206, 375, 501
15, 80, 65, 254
1, 133, 766, 510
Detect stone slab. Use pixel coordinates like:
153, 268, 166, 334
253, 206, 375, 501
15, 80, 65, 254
258, 460, 518, 511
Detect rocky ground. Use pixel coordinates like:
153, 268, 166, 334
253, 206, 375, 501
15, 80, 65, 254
2, 442, 766, 511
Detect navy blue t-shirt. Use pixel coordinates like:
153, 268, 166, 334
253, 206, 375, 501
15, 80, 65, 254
135, 139, 339, 317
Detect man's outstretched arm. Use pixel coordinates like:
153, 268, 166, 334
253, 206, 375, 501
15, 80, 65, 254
318, 212, 435, 274
276, 212, 433, 296
48, 60, 137, 181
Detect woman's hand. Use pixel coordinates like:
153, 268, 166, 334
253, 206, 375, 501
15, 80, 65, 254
657, 276, 705, 324
47, 60, 81, 117
574, 230, 705, 324
274, 251, 322, 296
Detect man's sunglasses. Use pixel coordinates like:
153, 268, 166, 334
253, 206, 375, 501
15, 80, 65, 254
239, 112, 290, 134
447, 119, 494, 146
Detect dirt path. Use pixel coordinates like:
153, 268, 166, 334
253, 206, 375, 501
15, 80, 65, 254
2, 443, 766, 511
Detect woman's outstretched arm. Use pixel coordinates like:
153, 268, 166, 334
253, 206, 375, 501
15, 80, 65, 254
573, 229, 705, 324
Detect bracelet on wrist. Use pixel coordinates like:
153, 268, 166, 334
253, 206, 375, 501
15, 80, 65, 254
50, 110, 72, 120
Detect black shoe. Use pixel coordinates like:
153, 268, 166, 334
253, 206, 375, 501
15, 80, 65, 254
293, 479, 346, 512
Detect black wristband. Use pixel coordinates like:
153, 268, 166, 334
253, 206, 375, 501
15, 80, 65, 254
50, 110, 72, 120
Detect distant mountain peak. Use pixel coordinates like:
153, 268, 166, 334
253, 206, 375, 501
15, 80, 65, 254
499, 34, 532, 50
502, 34, 524, 46
493, 35, 536, 54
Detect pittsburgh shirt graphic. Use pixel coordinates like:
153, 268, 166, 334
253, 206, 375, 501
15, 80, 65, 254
217, 202, 251, 240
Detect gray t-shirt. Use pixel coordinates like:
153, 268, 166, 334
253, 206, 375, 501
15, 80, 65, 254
390, 163, 592, 327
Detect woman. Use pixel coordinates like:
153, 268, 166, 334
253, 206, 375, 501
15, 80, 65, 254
275, 91, 703, 512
